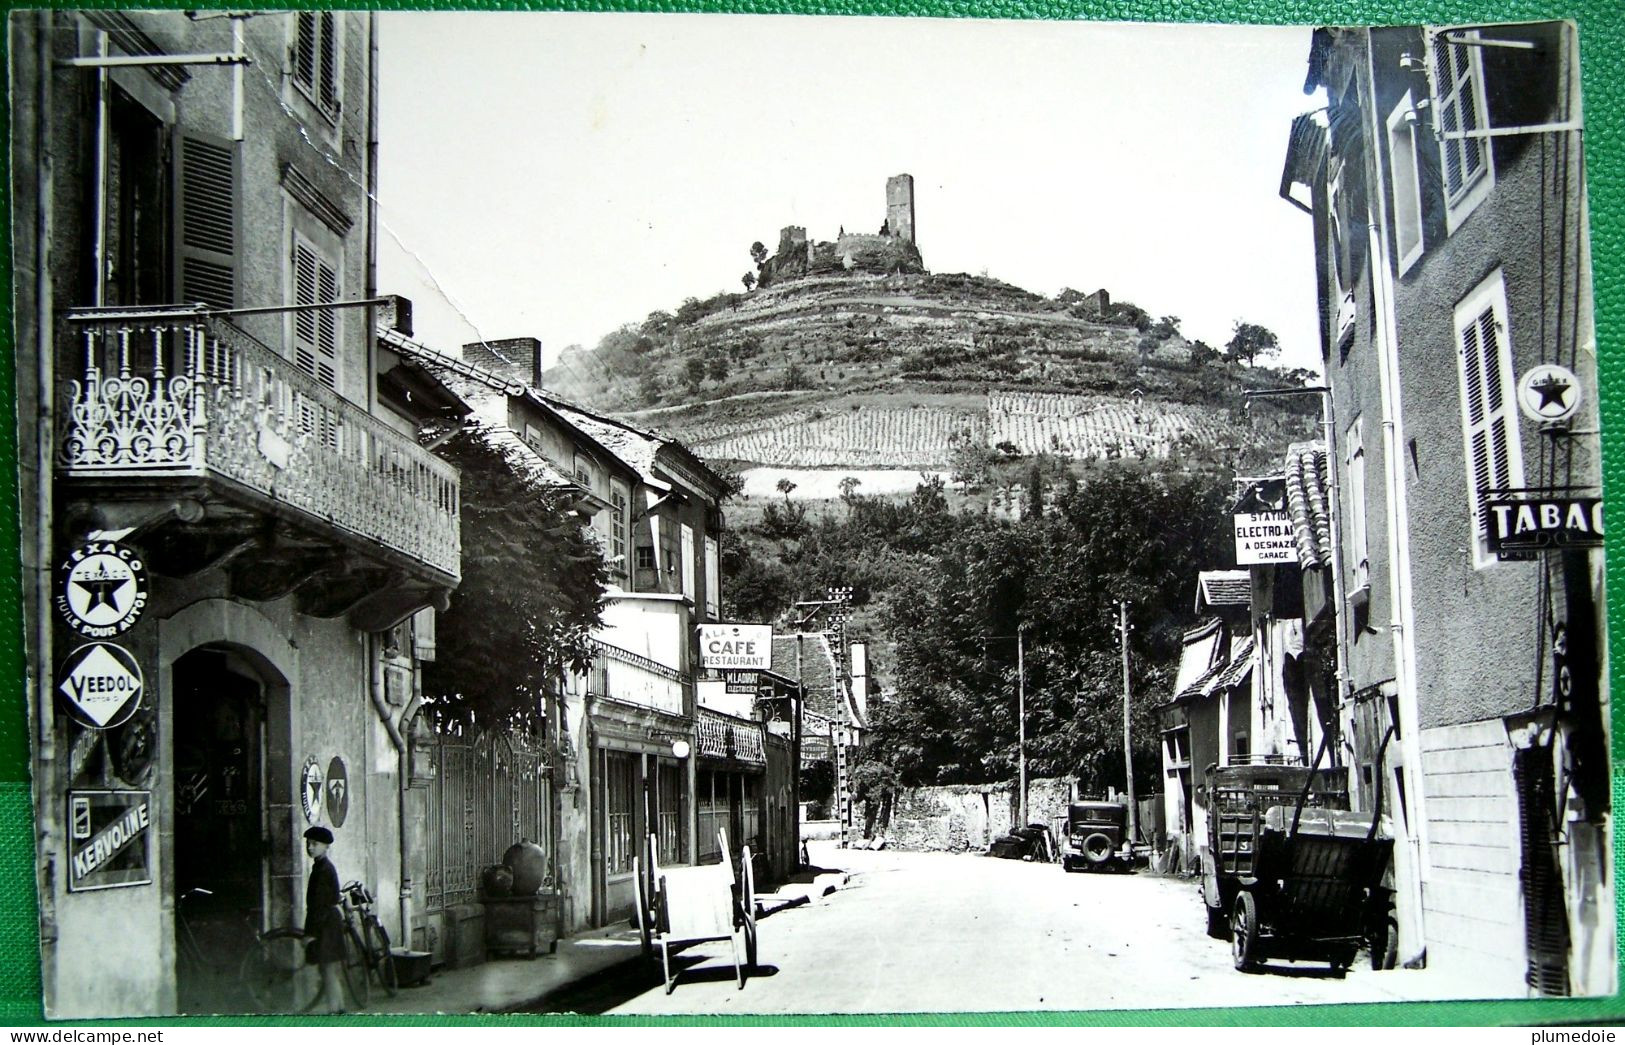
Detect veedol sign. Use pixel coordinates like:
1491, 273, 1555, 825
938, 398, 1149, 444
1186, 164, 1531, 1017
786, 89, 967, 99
699, 624, 773, 670
1233, 512, 1295, 566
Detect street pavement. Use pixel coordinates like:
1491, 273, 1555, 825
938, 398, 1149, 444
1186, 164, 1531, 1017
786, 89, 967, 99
529, 841, 1505, 1016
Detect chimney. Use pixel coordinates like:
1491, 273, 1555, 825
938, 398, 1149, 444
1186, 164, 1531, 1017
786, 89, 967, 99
461, 336, 544, 390
379, 294, 414, 337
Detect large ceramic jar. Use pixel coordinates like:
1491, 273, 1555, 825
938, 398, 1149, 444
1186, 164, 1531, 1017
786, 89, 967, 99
502, 839, 549, 896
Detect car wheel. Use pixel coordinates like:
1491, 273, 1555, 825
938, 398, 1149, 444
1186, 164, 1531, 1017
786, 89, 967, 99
1231, 891, 1259, 972
1081, 832, 1113, 864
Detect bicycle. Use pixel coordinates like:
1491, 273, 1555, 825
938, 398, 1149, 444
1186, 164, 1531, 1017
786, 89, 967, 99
176, 887, 317, 1014
341, 880, 398, 1001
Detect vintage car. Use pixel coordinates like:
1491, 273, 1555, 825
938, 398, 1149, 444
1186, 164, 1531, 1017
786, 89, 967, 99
1061, 801, 1134, 872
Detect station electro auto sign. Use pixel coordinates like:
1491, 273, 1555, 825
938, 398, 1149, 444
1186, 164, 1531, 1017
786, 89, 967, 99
1484, 493, 1604, 558
698, 624, 774, 671
1233, 511, 1295, 565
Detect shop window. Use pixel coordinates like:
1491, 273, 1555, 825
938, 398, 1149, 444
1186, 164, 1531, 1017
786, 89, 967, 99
656, 760, 685, 865
696, 770, 724, 864
604, 752, 636, 875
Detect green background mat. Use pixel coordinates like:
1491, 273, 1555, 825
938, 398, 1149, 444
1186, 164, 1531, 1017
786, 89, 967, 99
0, 0, 1621, 1027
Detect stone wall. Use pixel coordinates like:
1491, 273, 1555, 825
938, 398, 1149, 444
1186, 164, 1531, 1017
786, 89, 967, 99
873, 776, 1078, 852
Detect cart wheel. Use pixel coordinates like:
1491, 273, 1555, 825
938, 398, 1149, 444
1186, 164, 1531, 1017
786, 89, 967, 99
1205, 902, 1230, 941
1230, 891, 1260, 972
632, 856, 652, 960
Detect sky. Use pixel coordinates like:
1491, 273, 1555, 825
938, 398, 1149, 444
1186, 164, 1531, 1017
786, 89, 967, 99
376, 13, 1325, 375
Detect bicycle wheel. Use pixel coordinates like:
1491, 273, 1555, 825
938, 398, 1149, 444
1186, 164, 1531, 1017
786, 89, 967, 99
367, 919, 398, 997
239, 929, 314, 1014
341, 925, 371, 1009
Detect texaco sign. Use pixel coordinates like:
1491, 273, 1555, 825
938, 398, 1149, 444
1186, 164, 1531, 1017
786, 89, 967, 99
56, 541, 149, 639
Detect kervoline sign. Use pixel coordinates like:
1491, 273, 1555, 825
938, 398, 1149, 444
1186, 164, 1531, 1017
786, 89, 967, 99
1233, 511, 1295, 565
698, 624, 773, 670
67, 791, 153, 892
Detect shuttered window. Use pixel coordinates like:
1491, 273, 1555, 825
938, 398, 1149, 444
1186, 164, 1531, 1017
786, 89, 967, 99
1432, 30, 1494, 232
291, 232, 340, 390
1386, 91, 1425, 274
173, 132, 237, 310
1345, 418, 1370, 591
291, 12, 341, 119
1454, 270, 1523, 567
704, 535, 720, 619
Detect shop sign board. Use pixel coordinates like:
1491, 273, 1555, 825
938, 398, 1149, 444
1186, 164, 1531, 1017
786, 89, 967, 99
57, 541, 149, 638
724, 671, 759, 695
1485, 493, 1604, 557
1233, 511, 1295, 565
58, 642, 144, 729
698, 623, 773, 670
67, 790, 153, 891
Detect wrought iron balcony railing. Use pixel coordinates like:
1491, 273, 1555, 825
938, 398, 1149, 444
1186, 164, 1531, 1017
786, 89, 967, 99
60, 309, 460, 580
586, 638, 688, 716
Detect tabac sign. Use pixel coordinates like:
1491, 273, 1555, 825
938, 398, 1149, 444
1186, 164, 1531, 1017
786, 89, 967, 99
698, 624, 773, 670
1233, 511, 1295, 565
1484, 493, 1604, 557
68, 791, 153, 891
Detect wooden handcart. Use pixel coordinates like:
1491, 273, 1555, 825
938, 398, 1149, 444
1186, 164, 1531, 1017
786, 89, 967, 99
632, 829, 759, 994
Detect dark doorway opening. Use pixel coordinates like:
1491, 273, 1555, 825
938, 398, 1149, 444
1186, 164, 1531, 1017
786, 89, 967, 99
172, 647, 266, 1013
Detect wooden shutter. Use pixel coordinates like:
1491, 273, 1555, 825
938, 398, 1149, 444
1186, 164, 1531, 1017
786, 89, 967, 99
291, 234, 339, 390
292, 13, 318, 95
1455, 274, 1522, 561
318, 13, 340, 113
1432, 32, 1488, 203
172, 131, 237, 309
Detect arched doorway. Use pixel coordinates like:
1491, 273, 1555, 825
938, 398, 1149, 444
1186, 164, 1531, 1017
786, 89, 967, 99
171, 646, 268, 1013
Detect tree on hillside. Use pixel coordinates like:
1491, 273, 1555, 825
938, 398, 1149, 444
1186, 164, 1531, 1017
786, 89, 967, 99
683, 357, 707, 392
775, 477, 798, 502
750, 241, 768, 267
1188, 339, 1220, 366
868, 469, 1232, 792
742, 271, 756, 292
838, 476, 862, 503
1227, 321, 1280, 366
422, 427, 608, 730
949, 442, 998, 491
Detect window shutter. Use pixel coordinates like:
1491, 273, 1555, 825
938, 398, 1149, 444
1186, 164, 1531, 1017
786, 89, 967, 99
1455, 274, 1523, 563
291, 236, 339, 390
172, 131, 237, 309
318, 12, 340, 113
292, 13, 318, 96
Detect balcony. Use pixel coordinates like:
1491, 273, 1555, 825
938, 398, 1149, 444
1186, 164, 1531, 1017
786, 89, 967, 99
586, 639, 688, 717
59, 309, 460, 624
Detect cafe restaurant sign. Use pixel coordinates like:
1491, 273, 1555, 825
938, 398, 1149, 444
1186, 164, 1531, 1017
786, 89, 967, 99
1484, 493, 1604, 557
1233, 511, 1295, 565
698, 624, 773, 670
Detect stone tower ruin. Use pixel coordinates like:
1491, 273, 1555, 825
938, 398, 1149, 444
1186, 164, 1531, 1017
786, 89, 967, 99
886, 174, 916, 244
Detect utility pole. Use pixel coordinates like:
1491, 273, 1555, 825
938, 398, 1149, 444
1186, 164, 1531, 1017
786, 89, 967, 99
1118, 601, 1138, 845
1017, 624, 1027, 828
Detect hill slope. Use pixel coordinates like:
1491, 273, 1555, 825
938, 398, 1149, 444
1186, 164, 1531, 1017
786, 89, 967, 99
543, 271, 1316, 476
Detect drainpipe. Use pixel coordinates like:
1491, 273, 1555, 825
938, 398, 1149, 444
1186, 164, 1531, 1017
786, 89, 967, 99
1363, 28, 1430, 966
34, 9, 59, 975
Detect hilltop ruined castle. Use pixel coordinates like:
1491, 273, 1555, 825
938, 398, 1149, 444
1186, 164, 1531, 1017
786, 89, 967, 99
758, 174, 926, 287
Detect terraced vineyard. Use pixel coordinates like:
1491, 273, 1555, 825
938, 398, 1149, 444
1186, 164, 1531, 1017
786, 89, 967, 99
684, 405, 988, 468
987, 391, 1230, 459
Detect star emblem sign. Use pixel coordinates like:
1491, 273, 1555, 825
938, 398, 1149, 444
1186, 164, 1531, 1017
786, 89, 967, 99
1530, 374, 1572, 413
1518, 364, 1584, 424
